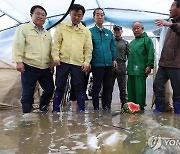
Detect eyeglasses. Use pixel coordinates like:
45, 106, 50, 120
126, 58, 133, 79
33, 12, 46, 18
95, 13, 104, 17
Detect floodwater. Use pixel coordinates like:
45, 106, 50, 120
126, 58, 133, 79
1, 104, 180, 154
0, 76, 180, 154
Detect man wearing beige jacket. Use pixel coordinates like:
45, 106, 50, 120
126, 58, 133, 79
12, 5, 54, 113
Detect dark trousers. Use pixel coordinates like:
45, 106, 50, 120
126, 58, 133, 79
153, 66, 180, 102
70, 72, 90, 101
55, 62, 84, 94
54, 62, 85, 111
108, 61, 127, 105
91, 66, 112, 110
84, 72, 90, 95
70, 79, 76, 101
21, 64, 54, 113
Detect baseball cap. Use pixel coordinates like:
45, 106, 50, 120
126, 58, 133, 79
113, 25, 122, 30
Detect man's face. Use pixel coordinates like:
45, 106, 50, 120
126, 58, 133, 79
30, 8, 46, 28
113, 29, 123, 39
93, 9, 105, 25
70, 10, 83, 25
132, 22, 144, 37
170, 1, 180, 18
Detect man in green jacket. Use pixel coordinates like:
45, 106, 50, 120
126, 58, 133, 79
127, 22, 154, 110
90, 8, 117, 110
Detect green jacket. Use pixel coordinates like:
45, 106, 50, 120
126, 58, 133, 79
127, 32, 154, 76
90, 26, 116, 66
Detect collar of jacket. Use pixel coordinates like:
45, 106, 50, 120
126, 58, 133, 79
115, 37, 122, 41
66, 20, 84, 30
29, 21, 45, 31
171, 16, 180, 23
94, 25, 107, 33
135, 32, 148, 38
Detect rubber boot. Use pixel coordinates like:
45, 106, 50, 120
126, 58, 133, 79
22, 103, 32, 113
76, 93, 85, 112
153, 97, 165, 113
121, 99, 127, 109
101, 96, 108, 110
173, 102, 180, 114
107, 100, 112, 109
92, 94, 99, 110
52, 92, 63, 113
39, 97, 50, 112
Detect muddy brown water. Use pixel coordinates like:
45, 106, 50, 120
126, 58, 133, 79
0, 76, 180, 153
0, 104, 179, 154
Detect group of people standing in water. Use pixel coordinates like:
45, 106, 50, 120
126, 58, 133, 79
12, 0, 180, 114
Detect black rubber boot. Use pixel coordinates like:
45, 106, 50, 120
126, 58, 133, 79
39, 97, 50, 112
92, 94, 99, 111
22, 103, 32, 113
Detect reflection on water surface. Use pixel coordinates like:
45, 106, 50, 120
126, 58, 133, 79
0, 106, 179, 154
